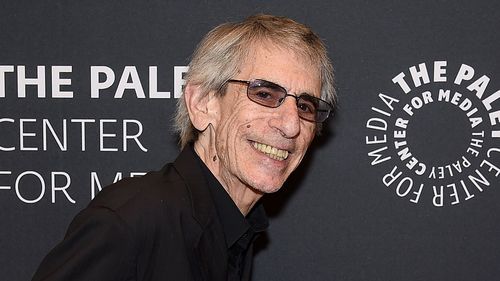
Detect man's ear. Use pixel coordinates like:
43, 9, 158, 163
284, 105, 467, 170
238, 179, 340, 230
184, 83, 218, 131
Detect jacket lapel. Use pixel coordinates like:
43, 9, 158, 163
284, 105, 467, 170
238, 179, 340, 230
173, 147, 228, 280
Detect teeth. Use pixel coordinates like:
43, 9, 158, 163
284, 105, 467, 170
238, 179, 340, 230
253, 142, 289, 161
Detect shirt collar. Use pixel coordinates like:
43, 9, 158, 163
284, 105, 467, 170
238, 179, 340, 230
191, 145, 269, 248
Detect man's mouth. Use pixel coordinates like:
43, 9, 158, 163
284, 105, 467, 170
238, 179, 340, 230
252, 141, 289, 161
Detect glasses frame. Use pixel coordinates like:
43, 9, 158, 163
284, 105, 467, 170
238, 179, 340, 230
225, 79, 333, 123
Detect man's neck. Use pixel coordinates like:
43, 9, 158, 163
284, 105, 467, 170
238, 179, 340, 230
193, 140, 263, 216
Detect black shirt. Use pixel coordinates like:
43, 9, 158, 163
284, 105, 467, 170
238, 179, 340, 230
194, 149, 269, 280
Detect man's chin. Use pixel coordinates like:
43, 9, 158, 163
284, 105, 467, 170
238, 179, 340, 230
248, 181, 284, 194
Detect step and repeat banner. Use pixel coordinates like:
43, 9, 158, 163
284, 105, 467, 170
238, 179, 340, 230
1, 1, 499, 280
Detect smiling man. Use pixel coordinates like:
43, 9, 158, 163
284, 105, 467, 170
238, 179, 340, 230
32, 14, 335, 281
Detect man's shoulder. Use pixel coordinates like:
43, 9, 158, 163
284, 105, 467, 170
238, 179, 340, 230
88, 163, 192, 216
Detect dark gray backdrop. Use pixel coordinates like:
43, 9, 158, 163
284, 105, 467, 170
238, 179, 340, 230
1, 1, 499, 280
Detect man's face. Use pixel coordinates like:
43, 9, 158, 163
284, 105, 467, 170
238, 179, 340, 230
211, 44, 321, 194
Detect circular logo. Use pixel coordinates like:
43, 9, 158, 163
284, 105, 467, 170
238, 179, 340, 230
365, 61, 500, 207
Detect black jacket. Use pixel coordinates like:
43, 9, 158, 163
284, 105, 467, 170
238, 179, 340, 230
32, 147, 256, 281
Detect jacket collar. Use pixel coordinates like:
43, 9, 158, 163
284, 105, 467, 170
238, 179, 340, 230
172, 145, 229, 280
172, 145, 217, 228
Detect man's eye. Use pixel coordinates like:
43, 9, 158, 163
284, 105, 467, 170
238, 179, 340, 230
255, 90, 273, 99
298, 102, 315, 113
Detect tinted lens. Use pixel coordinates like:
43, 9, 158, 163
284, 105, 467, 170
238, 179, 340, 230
247, 80, 286, 107
296, 95, 317, 121
298, 94, 331, 122
230, 79, 332, 123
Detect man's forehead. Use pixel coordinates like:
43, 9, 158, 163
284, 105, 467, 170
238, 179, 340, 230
239, 45, 321, 96
243, 42, 312, 66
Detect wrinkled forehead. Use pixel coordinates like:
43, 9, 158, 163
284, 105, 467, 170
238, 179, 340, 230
238, 42, 321, 96
243, 39, 319, 69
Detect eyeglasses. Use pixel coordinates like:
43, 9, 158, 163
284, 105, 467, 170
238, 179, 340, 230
225, 79, 333, 123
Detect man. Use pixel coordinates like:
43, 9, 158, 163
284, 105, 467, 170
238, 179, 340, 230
32, 14, 335, 281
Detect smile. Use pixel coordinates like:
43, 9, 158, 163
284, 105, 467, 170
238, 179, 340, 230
252, 141, 289, 161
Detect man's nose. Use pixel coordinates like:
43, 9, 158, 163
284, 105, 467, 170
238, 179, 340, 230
268, 97, 301, 138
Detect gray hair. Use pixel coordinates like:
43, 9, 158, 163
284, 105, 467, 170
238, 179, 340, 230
174, 14, 336, 148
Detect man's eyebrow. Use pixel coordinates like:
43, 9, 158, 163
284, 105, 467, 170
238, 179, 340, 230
297, 90, 318, 97
263, 79, 317, 97
281, 85, 317, 97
